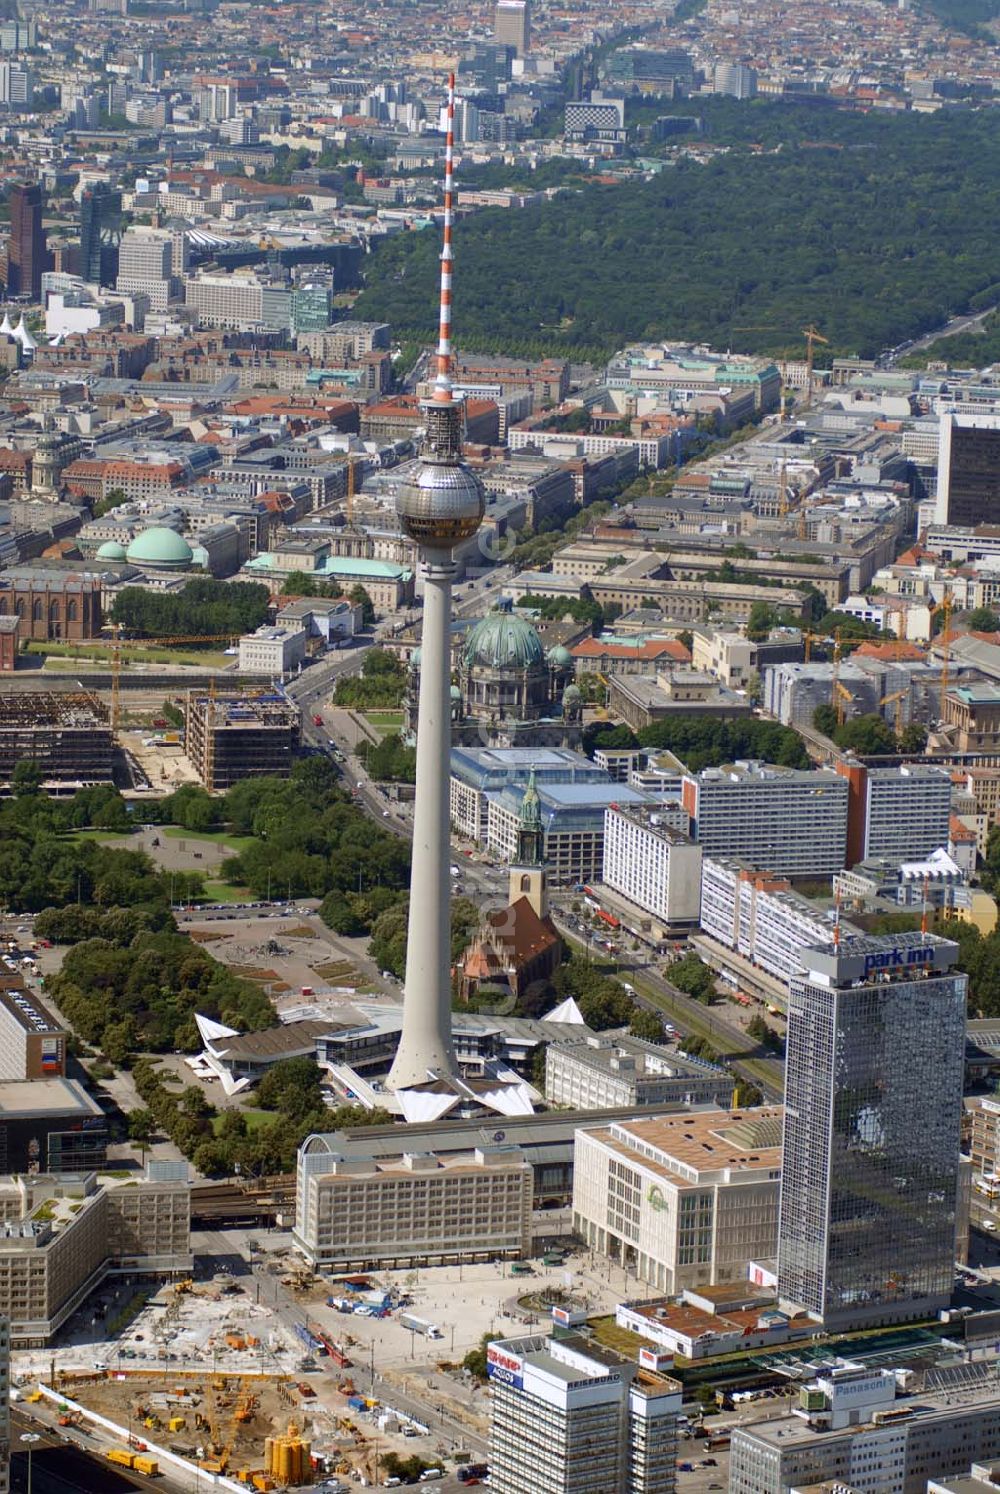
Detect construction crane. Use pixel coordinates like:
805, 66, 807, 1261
830, 626, 843, 712
803, 324, 829, 404
930, 593, 954, 721
834, 680, 854, 727
880, 688, 907, 738
777, 460, 789, 519
108, 632, 237, 728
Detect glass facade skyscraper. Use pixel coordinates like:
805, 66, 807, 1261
778, 932, 966, 1330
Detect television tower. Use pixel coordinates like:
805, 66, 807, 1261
387, 75, 485, 1093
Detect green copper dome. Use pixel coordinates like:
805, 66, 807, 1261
547, 644, 573, 668
126, 526, 193, 569
96, 539, 128, 561
464, 610, 544, 672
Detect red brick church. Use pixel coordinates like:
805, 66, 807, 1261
459, 771, 562, 1003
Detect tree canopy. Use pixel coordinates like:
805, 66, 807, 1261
353, 108, 1000, 360
110, 577, 269, 638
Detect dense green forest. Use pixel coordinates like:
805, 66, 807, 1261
584, 713, 810, 770
110, 578, 269, 638
353, 108, 1000, 361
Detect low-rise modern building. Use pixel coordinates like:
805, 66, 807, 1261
488, 1332, 682, 1494
681, 762, 848, 878
449, 745, 609, 843
730, 1362, 1000, 1494
0, 1077, 106, 1174
487, 781, 650, 885
545, 1034, 732, 1111
294, 1140, 533, 1270
573, 1108, 783, 1297
601, 804, 702, 931
0, 1170, 191, 1345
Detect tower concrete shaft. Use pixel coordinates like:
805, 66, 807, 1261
386, 551, 460, 1089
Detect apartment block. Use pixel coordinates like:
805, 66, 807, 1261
573, 1108, 783, 1297
294, 1140, 532, 1270
681, 763, 848, 878
837, 761, 953, 866
601, 805, 701, 929
698, 857, 849, 996
489, 1333, 681, 1494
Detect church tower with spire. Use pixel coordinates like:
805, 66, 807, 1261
508, 768, 548, 919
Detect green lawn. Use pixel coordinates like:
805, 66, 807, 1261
62, 829, 134, 845
26, 641, 233, 669
199, 879, 254, 904
160, 827, 256, 855
365, 711, 404, 729
212, 1108, 275, 1135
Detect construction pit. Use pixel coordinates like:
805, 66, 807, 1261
19, 1275, 465, 1488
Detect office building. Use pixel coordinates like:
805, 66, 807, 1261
778, 932, 966, 1330
0, 63, 32, 109
837, 761, 953, 866
713, 61, 757, 97
185, 272, 292, 332
573, 1108, 783, 1297
494, 0, 530, 55
681, 763, 849, 878
237, 625, 307, 676
730, 1361, 1000, 1494
0, 1170, 190, 1346
184, 690, 300, 790
601, 804, 701, 930
488, 1333, 681, 1494
698, 857, 849, 999
0, 985, 66, 1080
115, 227, 172, 310
79, 184, 122, 287
294, 1140, 532, 1269
935, 412, 1000, 527
545, 1035, 732, 1112
0, 1078, 106, 1173
4, 183, 45, 300
564, 93, 627, 144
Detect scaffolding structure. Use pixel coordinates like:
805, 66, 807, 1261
184, 691, 300, 791
0, 691, 114, 788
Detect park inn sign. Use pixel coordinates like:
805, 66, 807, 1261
863, 944, 934, 975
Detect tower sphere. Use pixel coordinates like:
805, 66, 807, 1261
396, 459, 485, 547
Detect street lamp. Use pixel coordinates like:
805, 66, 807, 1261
21, 1432, 40, 1494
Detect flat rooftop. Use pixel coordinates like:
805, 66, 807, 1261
588, 1107, 784, 1188
0, 691, 109, 728
0, 1077, 104, 1121
0, 984, 64, 1037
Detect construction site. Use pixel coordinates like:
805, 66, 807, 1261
0, 689, 114, 789
184, 691, 302, 791
16, 1267, 459, 1489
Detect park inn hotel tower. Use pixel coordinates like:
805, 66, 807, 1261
778, 930, 967, 1331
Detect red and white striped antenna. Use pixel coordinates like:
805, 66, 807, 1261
432, 73, 457, 405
